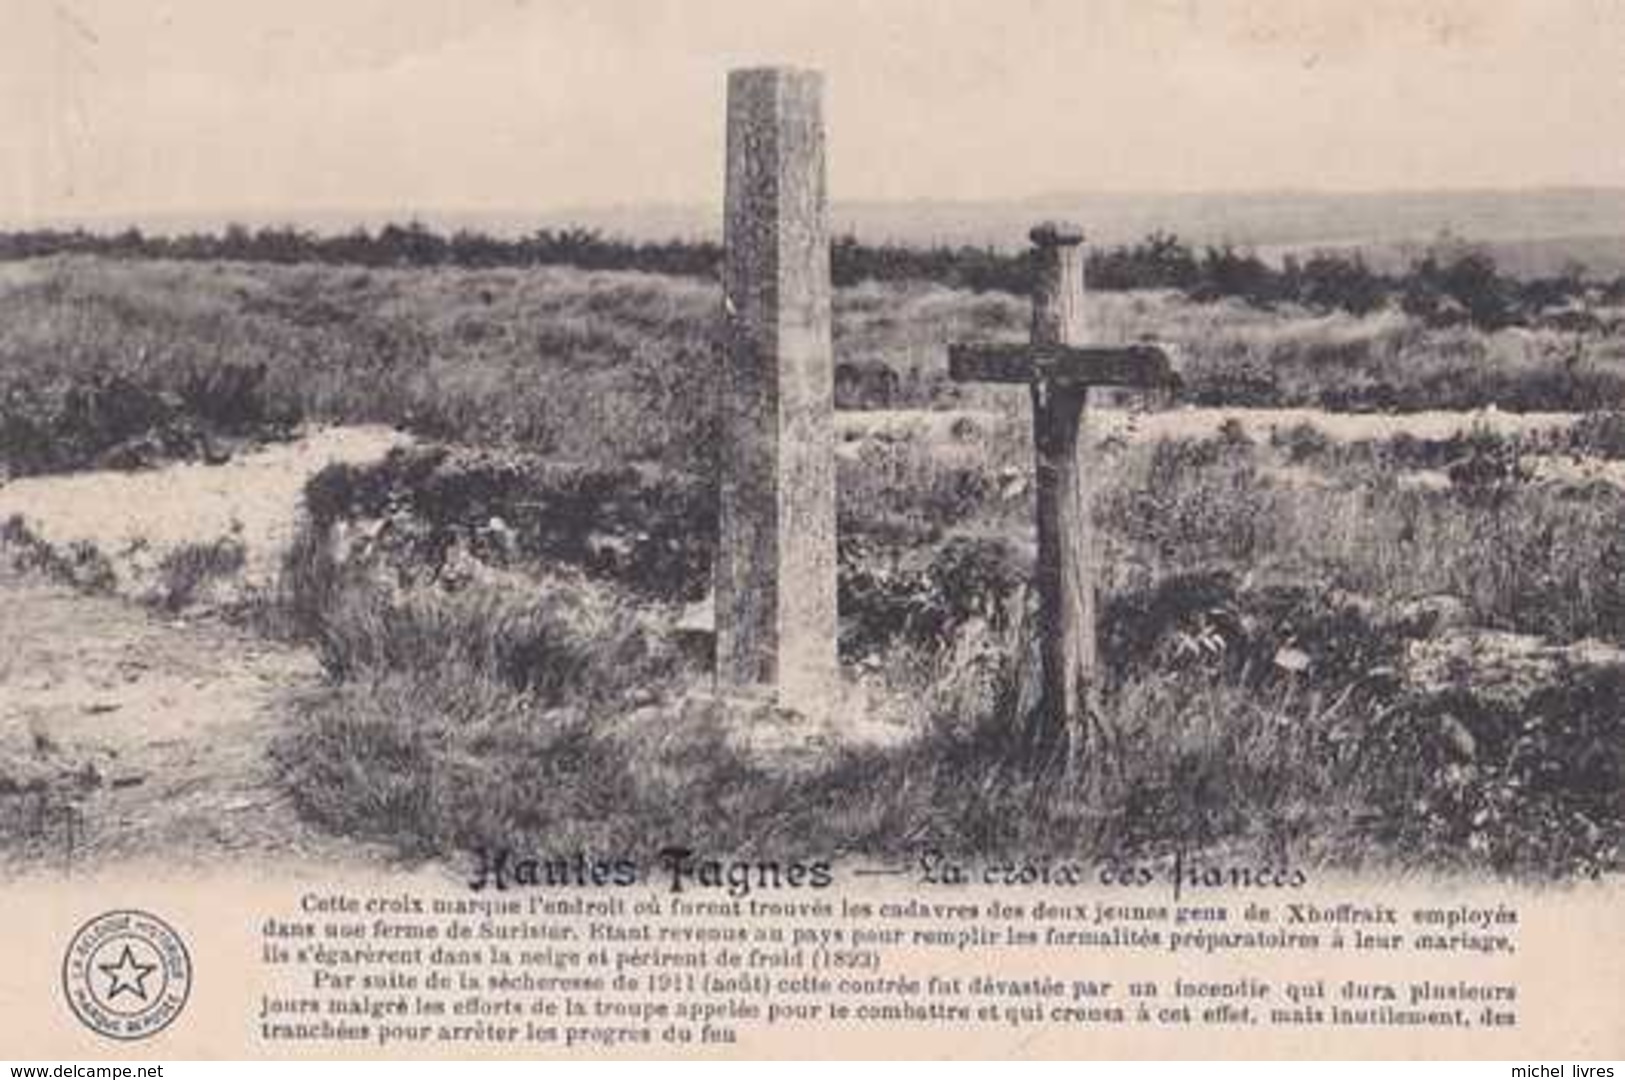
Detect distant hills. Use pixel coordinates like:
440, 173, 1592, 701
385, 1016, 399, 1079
16, 187, 1625, 279
542, 188, 1625, 279
551, 187, 1625, 251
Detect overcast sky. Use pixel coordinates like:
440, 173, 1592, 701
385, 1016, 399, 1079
3, 0, 1624, 223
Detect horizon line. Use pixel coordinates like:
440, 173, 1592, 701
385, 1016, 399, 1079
11, 183, 1625, 230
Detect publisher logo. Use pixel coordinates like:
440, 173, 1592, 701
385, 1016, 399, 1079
61, 910, 192, 1041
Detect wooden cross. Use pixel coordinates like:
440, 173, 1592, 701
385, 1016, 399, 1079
948, 222, 1176, 757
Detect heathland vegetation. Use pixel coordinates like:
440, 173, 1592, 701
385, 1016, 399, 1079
2, 232, 1623, 880
5, 221, 1624, 326
4, 230, 1624, 479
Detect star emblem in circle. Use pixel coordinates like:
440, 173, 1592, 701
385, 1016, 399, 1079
97, 944, 157, 1003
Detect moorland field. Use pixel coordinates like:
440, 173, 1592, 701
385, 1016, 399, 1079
2, 228, 1624, 879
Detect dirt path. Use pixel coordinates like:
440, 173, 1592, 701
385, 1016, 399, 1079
0, 425, 407, 597
0, 427, 407, 875
838, 405, 1581, 445
0, 563, 391, 875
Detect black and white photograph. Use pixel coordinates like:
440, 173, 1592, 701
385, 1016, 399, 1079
1, 0, 1622, 1062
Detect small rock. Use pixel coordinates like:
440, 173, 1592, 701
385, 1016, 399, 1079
1273, 646, 1312, 674
201, 437, 234, 466
676, 595, 714, 636
622, 687, 659, 709
585, 532, 635, 562
1437, 714, 1477, 760
1397, 470, 1452, 493
1393, 595, 1471, 638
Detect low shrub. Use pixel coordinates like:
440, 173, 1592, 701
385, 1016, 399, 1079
311, 575, 679, 708
303, 446, 714, 600
0, 515, 117, 592
1358, 665, 1625, 878
153, 536, 247, 611
838, 534, 1026, 660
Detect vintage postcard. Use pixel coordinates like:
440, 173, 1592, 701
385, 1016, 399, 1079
1, 0, 1623, 1061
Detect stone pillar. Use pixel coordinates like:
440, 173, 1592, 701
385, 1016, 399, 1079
715, 67, 837, 710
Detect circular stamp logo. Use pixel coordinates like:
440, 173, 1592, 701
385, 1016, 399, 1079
61, 910, 192, 1041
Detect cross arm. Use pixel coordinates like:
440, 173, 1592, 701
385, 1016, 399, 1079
948, 342, 1176, 389
949, 341, 1176, 388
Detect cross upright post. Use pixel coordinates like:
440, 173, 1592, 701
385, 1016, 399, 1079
949, 222, 1176, 760
1029, 222, 1095, 744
